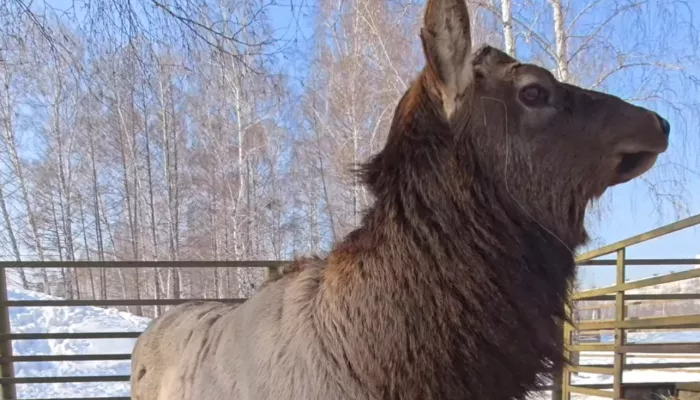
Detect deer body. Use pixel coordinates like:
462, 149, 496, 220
131, 0, 671, 398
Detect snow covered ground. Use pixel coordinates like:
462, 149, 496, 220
7, 286, 151, 398
529, 330, 700, 400
563, 330, 700, 399
5, 286, 700, 399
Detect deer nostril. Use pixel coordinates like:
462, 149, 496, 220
656, 113, 671, 136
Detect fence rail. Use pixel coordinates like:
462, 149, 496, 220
0, 261, 282, 400
0, 215, 698, 399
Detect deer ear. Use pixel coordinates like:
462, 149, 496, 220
420, 0, 473, 116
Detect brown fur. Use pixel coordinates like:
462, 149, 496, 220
130, 0, 670, 399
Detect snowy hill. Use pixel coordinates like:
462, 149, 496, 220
5, 286, 700, 399
7, 286, 151, 399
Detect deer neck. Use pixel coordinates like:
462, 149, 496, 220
321, 179, 579, 398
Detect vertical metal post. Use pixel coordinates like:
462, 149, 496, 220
264, 265, 281, 281
613, 248, 626, 400
561, 302, 573, 400
0, 266, 16, 399
551, 321, 563, 400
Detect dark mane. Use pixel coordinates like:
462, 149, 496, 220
357, 71, 453, 196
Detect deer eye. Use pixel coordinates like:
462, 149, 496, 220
519, 84, 549, 107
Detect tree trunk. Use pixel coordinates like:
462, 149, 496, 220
1, 78, 45, 261
548, 0, 570, 82
501, 0, 515, 57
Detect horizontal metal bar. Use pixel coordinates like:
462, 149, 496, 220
568, 343, 700, 357
625, 362, 700, 370
575, 213, 700, 261
561, 382, 677, 390
579, 258, 700, 266
1, 298, 245, 307
568, 365, 615, 374
0, 375, 129, 384
1, 353, 131, 362
625, 354, 700, 359
573, 268, 700, 299
676, 382, 700, 392
573, 362, 700, 370
570, 344, 616, 352
576, 315, 700, 331
0, 260, 285, 269
0, 332, 142, 340
619, 343, 700, 354
577, 293, 700, 301
567, 385, 616, 398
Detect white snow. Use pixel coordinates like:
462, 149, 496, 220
7, 286, 151, 399
5, 286, 700, 399
530, 330, 700, 400
569, 330, 700, 395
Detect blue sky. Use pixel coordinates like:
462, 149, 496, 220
36, 0, 700, 289
569, 0, 700, 288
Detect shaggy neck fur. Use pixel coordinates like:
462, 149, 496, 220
320, 73, 587, 400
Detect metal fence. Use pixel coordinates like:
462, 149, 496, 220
560, 213, 700, 400
0, 261, 282, 400
0, 215, 698, 400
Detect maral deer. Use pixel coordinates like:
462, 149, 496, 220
130, 0, 670, 398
